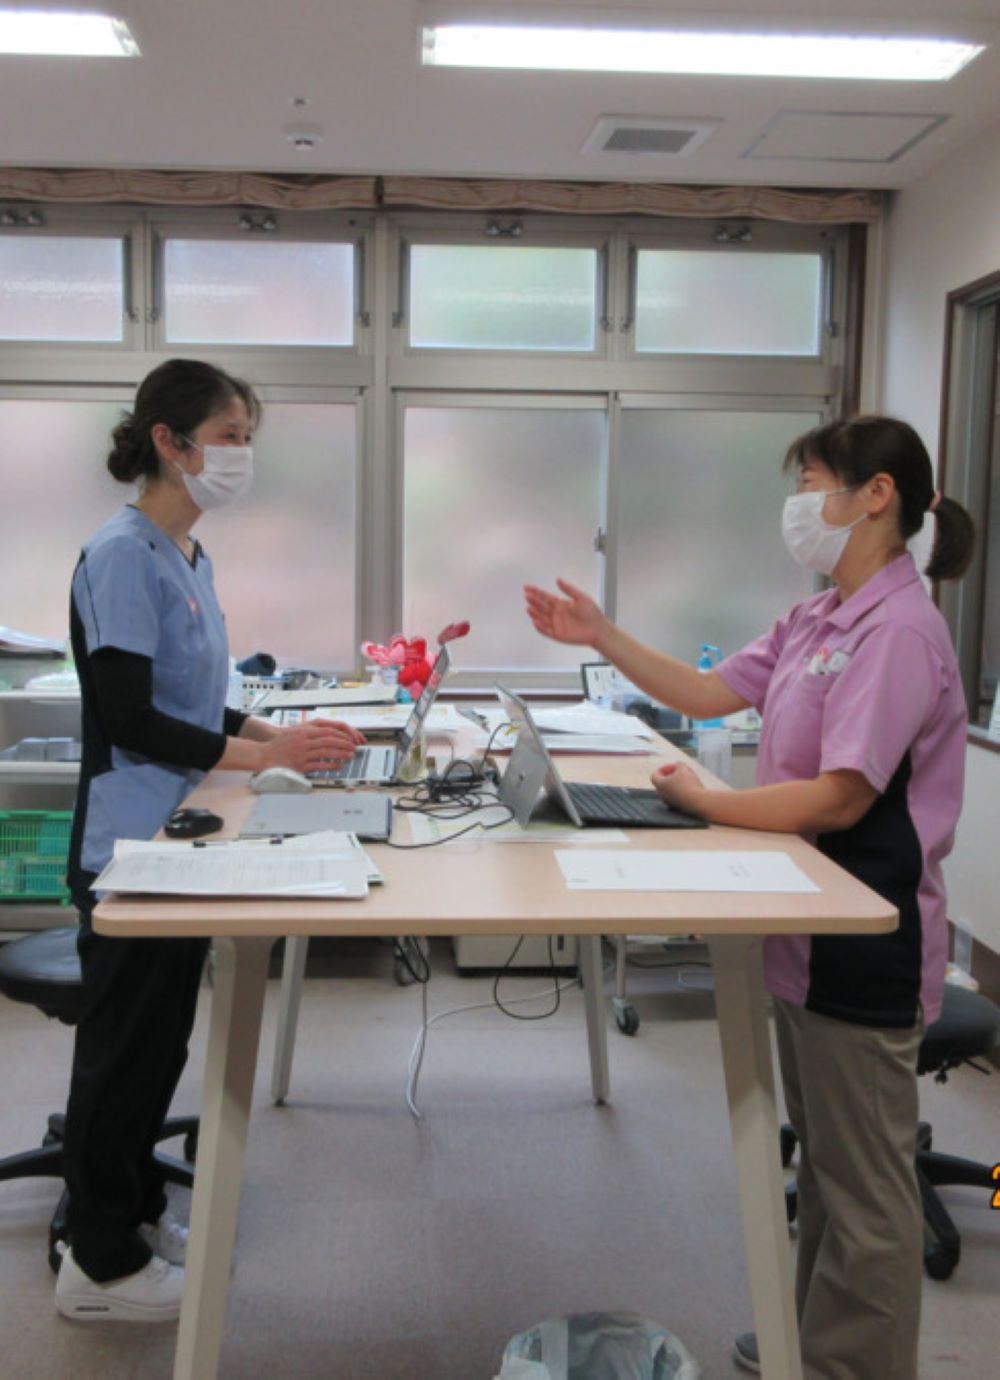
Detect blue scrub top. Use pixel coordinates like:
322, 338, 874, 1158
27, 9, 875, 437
70, 506, 230, 884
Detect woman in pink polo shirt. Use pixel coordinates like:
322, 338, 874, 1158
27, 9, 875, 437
524, 415, 975, 1380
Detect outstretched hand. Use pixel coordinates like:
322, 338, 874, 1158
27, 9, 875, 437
523, 578, 608, 648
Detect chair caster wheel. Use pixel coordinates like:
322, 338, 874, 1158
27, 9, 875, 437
393, 956, 416, 986
784, 1181, 798, 1224
924, 1242, 958, 1281
49, 1234, 67, 1276
615, 1004, 640, 1036
779, 1124, 797, 1168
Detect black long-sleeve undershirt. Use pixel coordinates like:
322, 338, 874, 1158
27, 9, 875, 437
90, 647, 246, 772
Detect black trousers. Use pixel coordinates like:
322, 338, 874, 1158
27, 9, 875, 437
62, 910, 209, 1282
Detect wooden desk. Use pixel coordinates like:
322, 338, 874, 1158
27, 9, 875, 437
94, 742, 897, 1380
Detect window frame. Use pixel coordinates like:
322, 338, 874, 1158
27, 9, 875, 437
0, 203, 856, 687
151, 212, 367, 359
626, 229, 831, 362
938, 269, 1000, 749
0, 207, 140, 356
392, 215, 612, 363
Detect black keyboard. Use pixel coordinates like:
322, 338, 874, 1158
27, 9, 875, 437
564, 782, 706, 829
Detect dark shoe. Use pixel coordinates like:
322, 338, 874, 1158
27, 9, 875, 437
733, 1331, 761, 1373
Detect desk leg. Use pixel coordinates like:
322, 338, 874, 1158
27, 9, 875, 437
708, 934, 802, 1380
579, 934, 609, 1105
173, 935, 273, 1380
271, 935, 309, 1105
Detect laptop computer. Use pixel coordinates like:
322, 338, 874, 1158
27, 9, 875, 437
495, 685, 707, 831
308, 645, 451, 786
239, 791, 392, 842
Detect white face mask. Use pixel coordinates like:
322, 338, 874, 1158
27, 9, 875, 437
781, 487, 866, 575
175, 441, 254, 511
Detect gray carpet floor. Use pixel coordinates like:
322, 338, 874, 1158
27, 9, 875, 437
0, 937, 997, 1380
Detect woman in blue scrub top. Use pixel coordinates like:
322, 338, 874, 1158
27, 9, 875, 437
56, 358, 362, 1323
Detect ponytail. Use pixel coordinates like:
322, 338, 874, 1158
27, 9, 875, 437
925, 495, 976, 582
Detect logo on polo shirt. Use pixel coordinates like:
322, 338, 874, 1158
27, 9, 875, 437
805, 645, 851, 676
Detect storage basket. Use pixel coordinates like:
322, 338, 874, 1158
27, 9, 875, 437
0, 810, 73, 903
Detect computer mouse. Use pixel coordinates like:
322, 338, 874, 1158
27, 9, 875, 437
250, 766, 313, 794
165, 807, 224, 839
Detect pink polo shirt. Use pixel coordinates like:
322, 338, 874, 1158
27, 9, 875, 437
717, 553, 967, 1027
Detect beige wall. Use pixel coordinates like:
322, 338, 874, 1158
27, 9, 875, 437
881, 119, 1000, 956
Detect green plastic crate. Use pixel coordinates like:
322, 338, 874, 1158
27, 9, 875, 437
0, 811, 73, 903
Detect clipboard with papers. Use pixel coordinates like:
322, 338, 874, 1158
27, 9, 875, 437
92, 831, 380, 899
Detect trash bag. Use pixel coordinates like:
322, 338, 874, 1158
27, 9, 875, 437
495, 1311, 700, 1380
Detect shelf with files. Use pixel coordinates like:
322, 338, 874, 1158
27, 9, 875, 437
0, 691, 80, 935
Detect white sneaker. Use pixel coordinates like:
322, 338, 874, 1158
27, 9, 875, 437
139, 1210, 189, 1265
55, 1246, 184, 1322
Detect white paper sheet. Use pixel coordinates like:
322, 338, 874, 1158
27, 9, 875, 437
541, 733, 653, 754
530, 702, 657, 739
93, 831, 370, 897
311, 703, 463, 733
555, 849, 820, 893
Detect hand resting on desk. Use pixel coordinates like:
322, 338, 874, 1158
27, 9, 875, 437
651, 762, 706, 817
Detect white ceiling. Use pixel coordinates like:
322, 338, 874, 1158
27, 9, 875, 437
1, 0, 999, 190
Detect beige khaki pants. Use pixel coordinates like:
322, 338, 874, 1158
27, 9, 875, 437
774, 998, 924, 1380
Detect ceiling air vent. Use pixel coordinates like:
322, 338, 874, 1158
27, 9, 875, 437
583, 116, 720, 157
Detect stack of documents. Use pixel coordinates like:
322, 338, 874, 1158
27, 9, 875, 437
470, 700, 655, 754
93, 831, 376, 899
251, 683, 398, 711
0, 626, 65, 657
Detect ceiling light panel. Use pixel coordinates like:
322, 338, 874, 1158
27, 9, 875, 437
0, 9, 139, 57
421, 25, 984, 82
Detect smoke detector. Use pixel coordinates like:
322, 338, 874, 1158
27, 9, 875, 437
583, 116, 719, 157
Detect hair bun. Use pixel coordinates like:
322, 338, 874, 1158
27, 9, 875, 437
107, 412, 142, 482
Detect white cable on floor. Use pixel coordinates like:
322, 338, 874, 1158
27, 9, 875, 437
405, 970, 597, 1120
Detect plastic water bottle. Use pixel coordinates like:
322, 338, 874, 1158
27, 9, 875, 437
693, 644, 732, 783
693, 644, 724, 728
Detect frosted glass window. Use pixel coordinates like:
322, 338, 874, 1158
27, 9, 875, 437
163, 240, 354, 346
403, 407, 604, 668
409, 245, 597, 350
0, 400, 356, 671
635, 250, 822, 355
0, 400, 129, 642
617, 410, 819, 661
205, 403, 357, 668
0, 236, 123, 341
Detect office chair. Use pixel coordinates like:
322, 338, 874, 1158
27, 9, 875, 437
780, 983, 1000, 1281
0, 926, 198, 1272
